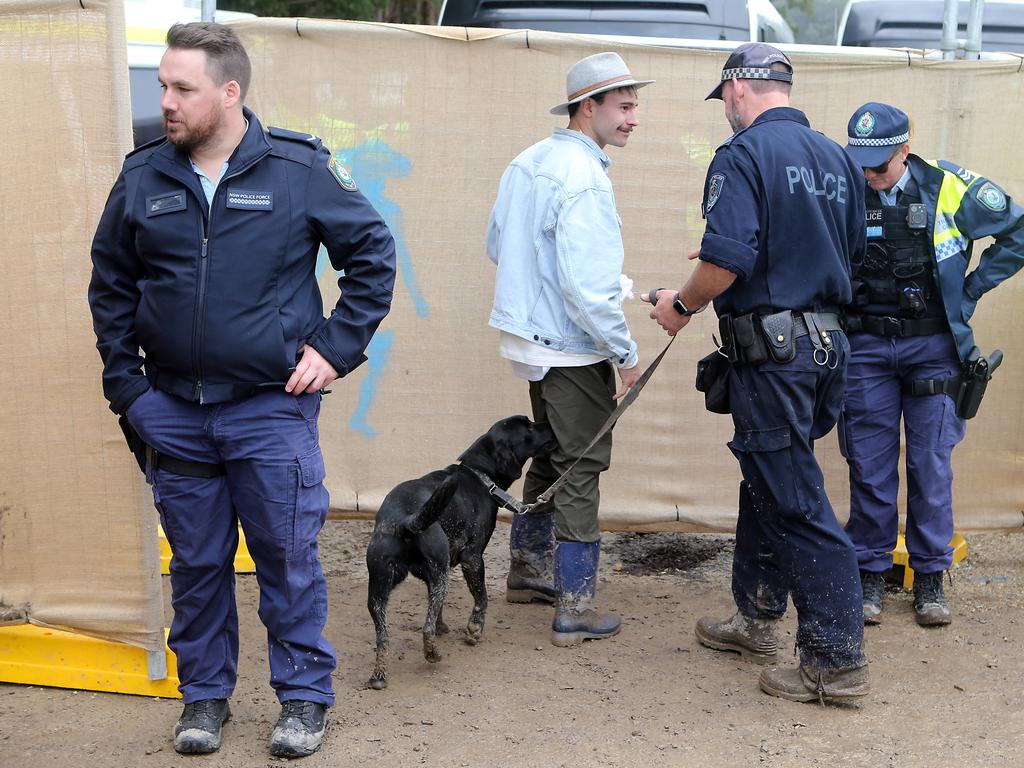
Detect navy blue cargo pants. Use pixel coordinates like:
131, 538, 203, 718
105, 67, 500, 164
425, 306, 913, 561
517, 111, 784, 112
727, 334, 865, 671
127, 387, 336, 705
839, 331, 965, 575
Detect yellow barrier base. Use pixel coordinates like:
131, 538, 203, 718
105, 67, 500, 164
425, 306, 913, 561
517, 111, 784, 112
0, 624, 181, 698
158, 525, 256, 575
890, 532, 968, 590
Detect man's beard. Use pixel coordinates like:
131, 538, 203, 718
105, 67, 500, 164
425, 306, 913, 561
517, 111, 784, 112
726, 106, 745, 133
163, 108, 221, 153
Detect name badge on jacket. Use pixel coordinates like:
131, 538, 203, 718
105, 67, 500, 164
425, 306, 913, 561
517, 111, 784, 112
146, 190, 187, 217
226, 189, 273, 211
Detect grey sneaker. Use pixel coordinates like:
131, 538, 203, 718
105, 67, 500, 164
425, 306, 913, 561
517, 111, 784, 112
695, 612, 778, 663
860, 570, 886, 625
270, 700, 327, 758
173, 698, 230, 754
914, 571, 952, 626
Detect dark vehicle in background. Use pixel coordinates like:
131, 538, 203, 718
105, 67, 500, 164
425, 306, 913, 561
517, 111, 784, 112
838, 0, 1024, 52
438, 0, 794, 43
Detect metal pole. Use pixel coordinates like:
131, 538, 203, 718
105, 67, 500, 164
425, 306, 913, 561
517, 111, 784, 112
940, 0, 960, 60
202, 0, 217, 22
964, 0, 986, 60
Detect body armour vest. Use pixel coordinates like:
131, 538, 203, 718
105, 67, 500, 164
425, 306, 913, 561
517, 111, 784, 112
856, 184, 946, 320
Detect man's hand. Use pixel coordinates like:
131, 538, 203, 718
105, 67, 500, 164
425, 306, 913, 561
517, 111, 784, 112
286, 344, 339, 394
613, 363, 641, 400
647, 288, 690, 337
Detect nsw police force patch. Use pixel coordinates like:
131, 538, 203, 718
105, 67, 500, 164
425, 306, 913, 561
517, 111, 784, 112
705, 173, 725, 215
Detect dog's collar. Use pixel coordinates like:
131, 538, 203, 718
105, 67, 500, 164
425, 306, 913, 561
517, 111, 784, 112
461, 464, 529, 515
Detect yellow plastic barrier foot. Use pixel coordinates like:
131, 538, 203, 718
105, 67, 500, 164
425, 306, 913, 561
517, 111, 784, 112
0, 624, 181, 698
158, 525, 256, 575
889, 532, 967, 590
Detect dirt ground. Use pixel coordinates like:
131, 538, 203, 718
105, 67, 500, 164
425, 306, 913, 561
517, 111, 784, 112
2, 522, 1023, 768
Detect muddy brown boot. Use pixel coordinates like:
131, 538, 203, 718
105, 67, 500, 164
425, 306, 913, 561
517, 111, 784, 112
914, 570, 952, 626
860, 570, 885, 625
759, 662, 869, 704
695, 612, 778, 664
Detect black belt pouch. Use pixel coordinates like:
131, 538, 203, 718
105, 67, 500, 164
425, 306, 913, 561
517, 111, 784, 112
696, 351, 732, 414
733, 313, 770, 364
760, 310, 797, 363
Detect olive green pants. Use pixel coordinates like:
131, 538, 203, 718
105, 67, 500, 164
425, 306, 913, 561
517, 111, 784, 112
522, 362, 615, 543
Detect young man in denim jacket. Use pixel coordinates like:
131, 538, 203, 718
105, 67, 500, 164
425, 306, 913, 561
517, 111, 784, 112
486, 52, 651, 647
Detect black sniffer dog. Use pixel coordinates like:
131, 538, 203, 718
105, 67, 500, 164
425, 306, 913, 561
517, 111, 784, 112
365, 416, 556, 690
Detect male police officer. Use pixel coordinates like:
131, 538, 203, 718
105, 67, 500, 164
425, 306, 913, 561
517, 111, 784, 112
487, 52, 649, 646
649, 43, 869, 704
89, 23, 396, 757
841, 103, 1024, 627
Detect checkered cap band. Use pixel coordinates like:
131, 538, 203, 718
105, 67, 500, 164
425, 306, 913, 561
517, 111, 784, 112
720, 67, 792, 83
847, 132, 910, 147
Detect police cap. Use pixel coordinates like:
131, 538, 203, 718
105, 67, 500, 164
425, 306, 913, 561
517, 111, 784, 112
705, 42, 793, 101
845, 102, 910, 168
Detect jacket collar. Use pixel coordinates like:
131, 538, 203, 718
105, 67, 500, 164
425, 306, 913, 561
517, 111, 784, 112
148, 107, 272, 182
748, 106, 810, 130
552, 127, 611, 169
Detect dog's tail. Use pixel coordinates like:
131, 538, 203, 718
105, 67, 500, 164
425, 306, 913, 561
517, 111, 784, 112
403, 471, 460, 536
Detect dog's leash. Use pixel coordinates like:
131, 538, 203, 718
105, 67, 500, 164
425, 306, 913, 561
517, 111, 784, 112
473, 335, 678, 515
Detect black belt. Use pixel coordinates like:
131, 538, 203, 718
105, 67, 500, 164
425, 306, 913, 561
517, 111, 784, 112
791, 312, 844, 337
845, 314, 947, 337
146, 445, 226, 479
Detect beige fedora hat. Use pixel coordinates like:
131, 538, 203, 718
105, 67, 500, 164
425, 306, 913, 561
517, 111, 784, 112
550, 52, 654, 116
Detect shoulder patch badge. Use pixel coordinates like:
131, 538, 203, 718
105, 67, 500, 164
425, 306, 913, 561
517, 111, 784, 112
705, 173, 725, 215
855, 111, 875, 137
328, 154, 358, 192
976, 181, 1006, 212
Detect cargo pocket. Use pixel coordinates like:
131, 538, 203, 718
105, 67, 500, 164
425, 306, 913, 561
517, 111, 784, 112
728, 425, 812, 521
291, 447, 328, 561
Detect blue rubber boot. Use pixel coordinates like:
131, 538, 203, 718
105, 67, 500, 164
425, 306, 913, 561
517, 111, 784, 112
551, 540, 621, 647
506, 511, 556, 604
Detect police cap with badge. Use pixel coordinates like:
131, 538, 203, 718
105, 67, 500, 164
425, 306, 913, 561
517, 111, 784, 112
844, 102, 910, 169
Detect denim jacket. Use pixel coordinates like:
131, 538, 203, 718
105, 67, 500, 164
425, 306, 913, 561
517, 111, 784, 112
486, 128, 638, 369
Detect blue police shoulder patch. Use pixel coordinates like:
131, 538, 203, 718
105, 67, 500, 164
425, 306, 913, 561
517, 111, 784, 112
705, 173, 725, 215
976, 181, 1006, 212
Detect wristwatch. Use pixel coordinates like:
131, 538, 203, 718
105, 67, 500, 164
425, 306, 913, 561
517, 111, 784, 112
672, 292, 706, 317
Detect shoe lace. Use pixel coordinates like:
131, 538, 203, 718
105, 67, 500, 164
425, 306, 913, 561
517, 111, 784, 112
915, 573, 946, 606
280, 700, 319, 726
861, 573, 885, 604
181, 699, 223, 725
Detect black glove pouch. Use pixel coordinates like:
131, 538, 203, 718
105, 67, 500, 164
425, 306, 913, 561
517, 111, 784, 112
696, 351, 732, 414
759, 310, 797, 363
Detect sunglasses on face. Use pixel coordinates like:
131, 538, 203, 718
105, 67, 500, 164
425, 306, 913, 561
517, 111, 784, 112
867, 151, 899, 174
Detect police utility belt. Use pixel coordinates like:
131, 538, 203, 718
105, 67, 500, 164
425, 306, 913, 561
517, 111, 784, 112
695, 309, 843, 415
118, 415, 226, 479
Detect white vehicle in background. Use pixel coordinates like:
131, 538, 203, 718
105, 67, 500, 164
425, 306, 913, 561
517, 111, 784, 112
126, 0, 254, 146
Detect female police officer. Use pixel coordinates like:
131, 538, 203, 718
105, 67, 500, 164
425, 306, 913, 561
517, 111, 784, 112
841, 103, 1024, 627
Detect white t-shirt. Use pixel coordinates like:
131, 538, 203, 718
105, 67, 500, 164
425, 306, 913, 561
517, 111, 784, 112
499, 331, 604, 381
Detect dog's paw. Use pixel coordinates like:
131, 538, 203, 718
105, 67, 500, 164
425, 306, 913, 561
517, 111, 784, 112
436, 619, 451, 635
464, 622, 483, 646
424, 647, 443, 663
367, 676, 388, 690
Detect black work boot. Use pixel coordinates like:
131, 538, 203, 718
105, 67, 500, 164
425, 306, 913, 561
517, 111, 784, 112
270, 700, 328, 758
913, 570, 952, 626
173, 698, 231, 754
759, 662, 870, 705
695, 612, 779, 664
506, 510, 556, 604
860, 570, 886, 625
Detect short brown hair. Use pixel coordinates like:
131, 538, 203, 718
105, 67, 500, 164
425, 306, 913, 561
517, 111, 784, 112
166, 22, 252, 101
567, 85, 638, 119
745, 62, 792, 97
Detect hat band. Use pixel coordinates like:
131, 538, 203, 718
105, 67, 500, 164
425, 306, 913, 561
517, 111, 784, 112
847, 132, 909, 147
567, 74, 634, 102
720, 67, 793, 83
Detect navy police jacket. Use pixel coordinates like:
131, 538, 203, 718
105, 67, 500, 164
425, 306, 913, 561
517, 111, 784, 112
699, 107, 866, 316
89, 108, 397, 414
886, 154, 1024, 361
